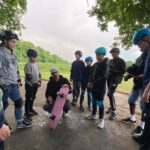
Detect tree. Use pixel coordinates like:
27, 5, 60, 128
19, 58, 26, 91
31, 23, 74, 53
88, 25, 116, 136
0, 0, 27, 31
89, 0, 150, 49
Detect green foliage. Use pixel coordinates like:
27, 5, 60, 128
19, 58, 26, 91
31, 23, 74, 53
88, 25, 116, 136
14, 41, 70, 65
0, 0, 27, 31
126, 61, 134, 67
89, 0, 150, 49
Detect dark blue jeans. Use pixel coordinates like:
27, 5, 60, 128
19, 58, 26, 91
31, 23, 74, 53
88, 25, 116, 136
1, 84, 23, 122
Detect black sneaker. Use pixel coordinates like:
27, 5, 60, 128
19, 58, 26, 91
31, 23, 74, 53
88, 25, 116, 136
132, 126, 143, 137
24, 113, 32, 122
71, 101, 76, 106
106, 108, 112, 114
121, 117, 136, 124
29, 109, 38, 116
17, 120, 33, 129
109, 112, 117, 120
79, 105, 84, 111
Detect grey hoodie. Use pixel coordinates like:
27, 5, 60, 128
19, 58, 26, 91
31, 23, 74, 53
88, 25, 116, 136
0, 46, 20, 85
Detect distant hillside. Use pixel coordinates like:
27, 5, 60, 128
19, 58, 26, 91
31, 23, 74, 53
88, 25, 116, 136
14, 41, 70, 65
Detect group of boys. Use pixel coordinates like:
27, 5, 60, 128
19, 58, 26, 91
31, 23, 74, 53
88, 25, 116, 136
0, 28, 150, 150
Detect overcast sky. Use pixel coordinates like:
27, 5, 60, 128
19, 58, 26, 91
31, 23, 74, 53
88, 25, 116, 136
22, 0, 141, 62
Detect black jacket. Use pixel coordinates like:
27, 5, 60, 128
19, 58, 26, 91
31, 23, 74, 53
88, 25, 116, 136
108, 57, 126, 84
45, 75, 71, 100
70, 60, 85, 81
127, 51, 147, 89
89, 58, 109, 99
81, 65, 92, 88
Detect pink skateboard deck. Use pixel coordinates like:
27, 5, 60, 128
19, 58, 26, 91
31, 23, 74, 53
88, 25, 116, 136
49, 86, 69, 129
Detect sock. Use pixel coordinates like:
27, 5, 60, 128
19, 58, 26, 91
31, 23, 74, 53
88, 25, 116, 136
140, 121, 145, 130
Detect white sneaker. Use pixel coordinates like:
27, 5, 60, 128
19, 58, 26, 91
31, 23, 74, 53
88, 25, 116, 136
98, 119, 104, 129
86, 114, 97, 120
63, 112, 70, 118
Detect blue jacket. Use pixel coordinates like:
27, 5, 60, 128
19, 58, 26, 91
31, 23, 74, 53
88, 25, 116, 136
143, 49, 150, 87
70, 60, 85, 81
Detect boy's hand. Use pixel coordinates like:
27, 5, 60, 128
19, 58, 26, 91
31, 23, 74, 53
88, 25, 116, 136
47, 96, 53, 104
62, 84, 69, 88
0, 124, 11, 141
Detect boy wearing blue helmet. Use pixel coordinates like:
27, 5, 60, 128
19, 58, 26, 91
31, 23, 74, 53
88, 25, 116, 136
86, 47, 109, 129
79, 56, 93, 111
132, 28, 150, 150
70, 50, 85, 106
24, 49, 42, 120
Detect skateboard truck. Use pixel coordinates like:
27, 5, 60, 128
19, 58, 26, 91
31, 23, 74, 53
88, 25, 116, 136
58, 93, 64, 98
50, 115, 56, 120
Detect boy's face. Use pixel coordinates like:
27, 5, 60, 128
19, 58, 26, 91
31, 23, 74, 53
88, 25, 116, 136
137, 40, 149, 51
86, 61, 92, 66
96, 54, 104, 61
111, 52, 119, 58
5, 39, 17, 50
75, 54, 81, 60
51, 71, 59, 79
30, 57, 37, 62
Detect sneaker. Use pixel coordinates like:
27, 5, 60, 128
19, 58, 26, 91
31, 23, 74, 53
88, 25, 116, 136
63, 112, 70, 118
109, 112, 117, 120
79, 105, 84, 111
106, 107, 112, 114
29, 109, 38, 116
132, 126, 143, 137
86, 114, 97, 120
98, 119, 105, 129
17, 120, 33, 129
24, 114, 32, 122
71, 101, 76, 106
121, 117, 136, 124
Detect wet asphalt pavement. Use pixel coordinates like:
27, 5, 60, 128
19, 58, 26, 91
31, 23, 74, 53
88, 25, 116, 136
4, 80, 140, 150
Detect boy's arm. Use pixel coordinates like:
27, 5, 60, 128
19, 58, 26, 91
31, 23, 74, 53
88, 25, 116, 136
24, 64, 33, 82
142, 82, 150, 103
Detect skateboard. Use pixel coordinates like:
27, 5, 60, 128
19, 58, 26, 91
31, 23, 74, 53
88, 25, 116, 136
49, 85, 69, 129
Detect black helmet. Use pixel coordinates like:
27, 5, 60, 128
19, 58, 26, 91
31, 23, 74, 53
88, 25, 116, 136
75, 50, 83, 57
27, 49, 38, 57
0, 30, 19, 41
110, 48, 120, 53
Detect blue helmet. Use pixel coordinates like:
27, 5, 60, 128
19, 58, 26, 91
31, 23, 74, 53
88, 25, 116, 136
85, 56, 93, 62
27, 49, 38, 57
95, 47, 107, 55
133, 28, 150, 45
75, 50, 83, 57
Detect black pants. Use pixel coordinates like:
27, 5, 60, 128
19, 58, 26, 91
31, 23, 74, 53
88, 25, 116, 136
140, 103, 150, 150
107, 80, 118, 111
80, 85, 92, 108
25, 84, 38, 114
0, 141, 4, 150
72, 80, 81, 102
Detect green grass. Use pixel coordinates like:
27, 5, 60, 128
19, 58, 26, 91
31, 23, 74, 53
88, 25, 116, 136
118, 79, 133, 93
19, 62, 133, 93
18, 62, 71, 80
